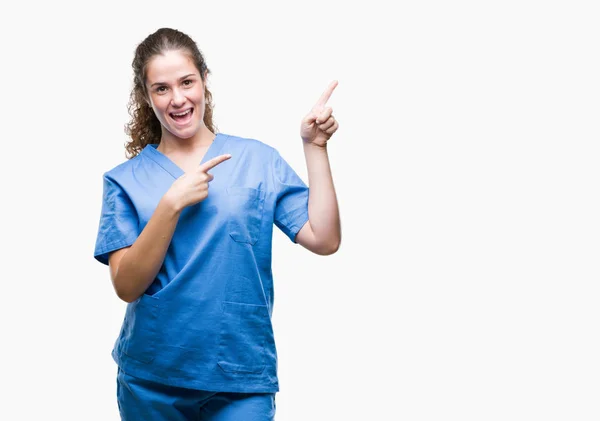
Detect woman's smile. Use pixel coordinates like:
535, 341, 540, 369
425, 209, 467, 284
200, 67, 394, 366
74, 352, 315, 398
170, 107, 194, 125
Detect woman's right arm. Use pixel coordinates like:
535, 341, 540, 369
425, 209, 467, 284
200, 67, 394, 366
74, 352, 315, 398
108, 195, 181, 303
107, 153, 231, 303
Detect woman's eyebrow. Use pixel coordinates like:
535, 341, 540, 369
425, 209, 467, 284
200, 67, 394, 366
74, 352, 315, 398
150, 74, 197, 87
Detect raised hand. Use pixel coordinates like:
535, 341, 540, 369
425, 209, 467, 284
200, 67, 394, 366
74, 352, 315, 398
300, 81, 340, 147
166, 154, 232, 211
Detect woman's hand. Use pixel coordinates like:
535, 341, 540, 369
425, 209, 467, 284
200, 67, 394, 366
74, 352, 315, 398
300, 81, 339, 148
164, 154, 231, 212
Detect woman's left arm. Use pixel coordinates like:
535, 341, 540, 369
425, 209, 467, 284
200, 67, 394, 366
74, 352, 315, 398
295, 81, 342, 255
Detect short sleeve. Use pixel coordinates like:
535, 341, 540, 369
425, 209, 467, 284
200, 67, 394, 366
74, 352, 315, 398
93, 174, 140, 265
272, 149, 309, 243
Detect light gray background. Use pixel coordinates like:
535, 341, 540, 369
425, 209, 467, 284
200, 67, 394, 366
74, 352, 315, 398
1, 1, 598, 420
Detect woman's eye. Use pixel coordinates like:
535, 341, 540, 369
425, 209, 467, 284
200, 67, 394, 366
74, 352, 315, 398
183, 80, 193, 86
156, 86, 167, 93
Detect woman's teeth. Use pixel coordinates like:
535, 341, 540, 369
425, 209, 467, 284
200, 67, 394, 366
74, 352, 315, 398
170, 109, 193, 122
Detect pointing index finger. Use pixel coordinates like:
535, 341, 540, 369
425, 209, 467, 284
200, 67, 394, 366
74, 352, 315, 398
199, 154, 231, 172
315, 80, 338, 107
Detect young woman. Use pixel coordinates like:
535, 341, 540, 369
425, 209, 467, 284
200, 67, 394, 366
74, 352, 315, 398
94, 27, 341, 420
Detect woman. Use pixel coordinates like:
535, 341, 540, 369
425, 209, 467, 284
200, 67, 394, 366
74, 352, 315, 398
94, 27, 341, 420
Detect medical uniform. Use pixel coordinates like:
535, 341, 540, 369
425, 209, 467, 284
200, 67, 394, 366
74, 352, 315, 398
117, 367, 276, 420
94, 133, 309, 397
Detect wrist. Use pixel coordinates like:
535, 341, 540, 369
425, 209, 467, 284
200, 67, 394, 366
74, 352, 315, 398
302, 140, 328, 152
161, 190, 184, 215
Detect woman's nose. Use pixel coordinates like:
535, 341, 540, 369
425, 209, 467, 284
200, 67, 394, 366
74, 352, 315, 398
171, 88, 186, 106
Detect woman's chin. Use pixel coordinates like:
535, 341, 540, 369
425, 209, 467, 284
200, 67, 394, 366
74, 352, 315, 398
168, 125, 198, 140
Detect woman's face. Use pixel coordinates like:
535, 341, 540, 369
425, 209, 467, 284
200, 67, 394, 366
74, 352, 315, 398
145, 50, 207, 141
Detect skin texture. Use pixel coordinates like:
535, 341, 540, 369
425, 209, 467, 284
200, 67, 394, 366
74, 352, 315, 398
294, 81, 342, 255
109, 49, 341, 302
145, 50, 211, 149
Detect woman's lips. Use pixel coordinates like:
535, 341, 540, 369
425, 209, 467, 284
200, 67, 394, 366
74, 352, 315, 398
169, 108, 194, 125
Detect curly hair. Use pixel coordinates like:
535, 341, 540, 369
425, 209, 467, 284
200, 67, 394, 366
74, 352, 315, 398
124, 28, 216, 158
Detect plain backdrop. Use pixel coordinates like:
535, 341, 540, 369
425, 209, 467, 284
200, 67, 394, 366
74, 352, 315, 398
1, 1, 599, 420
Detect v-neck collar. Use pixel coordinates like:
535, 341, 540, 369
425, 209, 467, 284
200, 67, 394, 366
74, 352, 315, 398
142, 133, 228, 179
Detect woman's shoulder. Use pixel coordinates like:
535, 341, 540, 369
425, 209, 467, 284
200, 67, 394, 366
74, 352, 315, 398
219, 132, 276, 154
101, 151, 145, 181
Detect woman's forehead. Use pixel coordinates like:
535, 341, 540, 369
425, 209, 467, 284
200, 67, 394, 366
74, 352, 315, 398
146, 50, 199, 82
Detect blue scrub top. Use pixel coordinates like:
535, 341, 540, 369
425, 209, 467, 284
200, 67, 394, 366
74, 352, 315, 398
94, 133, 309, 393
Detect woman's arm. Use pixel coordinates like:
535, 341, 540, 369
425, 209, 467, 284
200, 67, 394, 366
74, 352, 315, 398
295, 81, 341, 255
109, 154, 231, 303
295, 143, 341, 255
109, 196, 181, 303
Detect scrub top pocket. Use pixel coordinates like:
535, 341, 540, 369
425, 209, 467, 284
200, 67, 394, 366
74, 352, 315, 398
227, 187, 265, 245
120, 294, 161, 364
217, 301, 270, 374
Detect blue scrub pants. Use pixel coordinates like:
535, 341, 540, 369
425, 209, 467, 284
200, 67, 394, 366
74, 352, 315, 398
117, 369, 276, 421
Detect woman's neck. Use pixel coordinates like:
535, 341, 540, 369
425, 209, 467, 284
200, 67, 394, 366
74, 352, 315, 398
157, 127, 215, 154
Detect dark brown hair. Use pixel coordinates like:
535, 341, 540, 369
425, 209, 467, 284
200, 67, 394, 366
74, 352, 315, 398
124, 28, 216, 158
